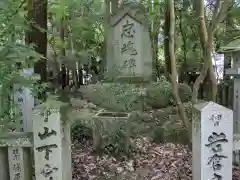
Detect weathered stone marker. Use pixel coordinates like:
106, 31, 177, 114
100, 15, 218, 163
106, 0, 152, 80
0, 132, 33, 180
225, 65, 240, 133
33, 108, 72, 180
8, 147, 26, 180
14, 68, 34, 132
192, 101, 233, 180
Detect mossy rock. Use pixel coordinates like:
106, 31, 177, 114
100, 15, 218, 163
145, 80, 172, 109
80, 83, 145, 112
178, 83, 192, 102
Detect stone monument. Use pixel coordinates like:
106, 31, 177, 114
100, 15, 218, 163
33, 108, 72, 180
192, 101, 233, 180
0, 132, 33, 180
106, 0, 153, 80
14, 68, 34, 132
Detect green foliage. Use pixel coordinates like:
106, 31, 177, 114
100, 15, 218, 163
81, 83, 145, 112
0, 0, 42, 133
151, 125, 188, 144
72, 117, 135, 157
145, 76, 172, 109
71, 121, 93, 141
48, 0, 104, 58
102, 122, 135, 157
178, 83, 192, 102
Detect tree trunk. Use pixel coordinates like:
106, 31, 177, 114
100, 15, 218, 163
102, 0, 110, 73
150, 2, 161, 80
164, 1, 171, 75
60, 17, 66, 56
31, 0, 48, 81
168, 0, 188, 129
191, 0, 230, 103
25, 0, 33, 45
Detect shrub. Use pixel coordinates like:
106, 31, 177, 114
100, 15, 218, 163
178, 83, 192, 102
81, 83, 145, 112
71, 122, 93, 142
145, 76, 172, 109
151, 126, 188, 144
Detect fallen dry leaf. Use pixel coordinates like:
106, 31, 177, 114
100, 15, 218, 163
72, 137, 240, 180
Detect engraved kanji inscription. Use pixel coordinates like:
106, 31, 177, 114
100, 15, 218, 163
212, 173, 222, 180
205, 132, 228, 152
41, 164, 58, 179
122, 59, 136, 69
13, 163, 21, 172
128, 58, 136, 68
13, 172, 20, 180
121, 20, 135, 38
40, 110, 52, 122
36, 144, 58, 160
19, 111, 23, 116
17, 88, 23, 93
121, 41, 137, 55
17, 98, 23, 103
38, 127, 57, 140
12, 149, 19, 160
207, 154, 227, 171
210, 114, 222, 126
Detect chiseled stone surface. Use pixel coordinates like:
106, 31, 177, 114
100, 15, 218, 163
192, 101, 233, 180
14, 68, 34, 133
33, 109, 72, 180
0, 132, 33, 180
106, 1, 152, 80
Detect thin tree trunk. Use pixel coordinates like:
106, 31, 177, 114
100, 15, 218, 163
60, 17, 66, 56
102, 0, 110, 73
32, 0, 48, 81
25, 0, 33, 45
164, 1, 171, 75
168, 0, 188, 129
192, 0, 230, 103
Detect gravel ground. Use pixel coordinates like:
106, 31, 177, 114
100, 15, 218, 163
72, 137, 240, 180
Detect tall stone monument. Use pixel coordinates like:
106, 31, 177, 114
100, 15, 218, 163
106, 0, 153, 80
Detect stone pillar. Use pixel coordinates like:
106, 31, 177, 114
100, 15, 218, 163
0, 147, 9, 180
33, 108, 72, 180
61, 122, 72, 180
192, 101, 233, 180
14, 68, 34, 132
0, 132, 33, 180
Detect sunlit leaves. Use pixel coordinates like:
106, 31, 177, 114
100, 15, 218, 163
0, 0, 42, 132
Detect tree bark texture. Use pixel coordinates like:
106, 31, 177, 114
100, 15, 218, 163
192, 0, 231, 103
60, 17, 66, 56
31, 0, 48, 81
164, 1, 171, 74
168, 0, 188, 129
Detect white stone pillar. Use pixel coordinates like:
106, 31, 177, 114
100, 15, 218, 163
33, 108, 72, 180
192, 101, 233, 180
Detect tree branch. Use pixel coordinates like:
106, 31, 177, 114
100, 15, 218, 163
210, 0, 231, 33
198, 0, 208, 46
